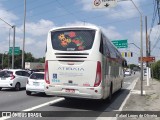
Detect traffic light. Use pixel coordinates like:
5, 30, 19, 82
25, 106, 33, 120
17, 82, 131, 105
121, 52, 133, 57
131, 52, 133, 57
125, 52, 127, 57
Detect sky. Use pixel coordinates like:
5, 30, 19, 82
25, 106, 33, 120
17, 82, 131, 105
0, 0, 159, 65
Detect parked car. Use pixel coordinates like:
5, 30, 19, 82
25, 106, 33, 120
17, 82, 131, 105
0, 69, 30, 91
26, 72, 45, 95
124, 70, 131, 76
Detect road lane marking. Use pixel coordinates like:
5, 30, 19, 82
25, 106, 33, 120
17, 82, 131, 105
96, 77, 139, 120
123, 82, 131, 84
119, 77, 139, 111
0, 98, 65, 120
131, 90, 146, 95
22, 98, 65, 111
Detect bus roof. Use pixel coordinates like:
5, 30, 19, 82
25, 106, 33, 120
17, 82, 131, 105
49, 25, 101, 32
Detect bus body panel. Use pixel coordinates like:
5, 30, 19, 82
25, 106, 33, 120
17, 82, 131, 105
44, 26, 124, 100
47, 60, 97, 87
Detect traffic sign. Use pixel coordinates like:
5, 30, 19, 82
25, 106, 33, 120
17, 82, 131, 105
138, 57, 155, 62
9, 47, 21, 55
92, 0, 117, 9
112, 39, 128, 48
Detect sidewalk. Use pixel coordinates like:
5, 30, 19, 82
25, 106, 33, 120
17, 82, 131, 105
117, 77, 160, 120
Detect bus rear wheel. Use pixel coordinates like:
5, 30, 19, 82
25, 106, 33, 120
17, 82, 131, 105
108, 85, 112, 102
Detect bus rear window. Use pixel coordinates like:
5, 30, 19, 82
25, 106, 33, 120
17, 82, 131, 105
51, 30, 95, 51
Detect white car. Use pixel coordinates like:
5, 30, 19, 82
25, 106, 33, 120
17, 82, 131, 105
0, 69, 30, 91
26, 72, 45, 95
124, 70, 131, 76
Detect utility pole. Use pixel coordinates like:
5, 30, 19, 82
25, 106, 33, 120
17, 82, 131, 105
149, 40, 151, 56
115, 0, 144, 95
145, 16, 149, 67
130, 0, 143, 96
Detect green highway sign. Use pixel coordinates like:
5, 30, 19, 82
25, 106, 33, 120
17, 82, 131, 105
112, 39, 128, 48
9, 47, 21, 55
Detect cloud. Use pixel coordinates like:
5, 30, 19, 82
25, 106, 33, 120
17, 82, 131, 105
77, 0, 143, 19
15, 19, 55, 58
17, 19, 55, 37
0, 4, 18, 27
65, 21, 122, 40
24, 37, 46, 58
1, 19, 54, 58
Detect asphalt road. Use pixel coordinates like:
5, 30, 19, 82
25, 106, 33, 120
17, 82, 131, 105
0, 73, 140, 120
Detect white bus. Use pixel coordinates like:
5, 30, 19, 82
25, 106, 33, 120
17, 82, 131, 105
44, 25, 126, 101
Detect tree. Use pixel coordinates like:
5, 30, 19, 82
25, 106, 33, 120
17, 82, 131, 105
0, 50, 45, 69
128, 64, 140, 71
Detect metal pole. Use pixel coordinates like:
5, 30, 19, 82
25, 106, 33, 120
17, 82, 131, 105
8, 28, 11, 68
130, 0, 143, 95
2, 54, 4, 69
12, 26, 15, 69
128, 43, 140, 49
22, 0, 26, 69
140, 12, 143, 96
0, 17, 15, 69
0, 18, 12, 27
149, 40, 151, 56
145, 16, 149, 67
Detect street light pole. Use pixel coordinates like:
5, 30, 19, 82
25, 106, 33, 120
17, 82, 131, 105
130, 0, 144, 96
8, 28, 11, 68
22, 0, 26, 69
12, 26, 16, 69
128, 43, 140, 49
118, 0, 144, 95
0, 17, 16, 69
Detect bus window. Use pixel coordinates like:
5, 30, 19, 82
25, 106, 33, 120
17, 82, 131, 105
51, 30, 95, 51
99, 35, 104, 54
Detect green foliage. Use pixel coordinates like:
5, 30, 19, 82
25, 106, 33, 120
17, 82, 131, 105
151, 60, 160, 80
127, 64, 140, 71
0, 51, 45, 69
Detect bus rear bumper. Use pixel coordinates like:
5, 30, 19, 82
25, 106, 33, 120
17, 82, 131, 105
44, 85, 104, 99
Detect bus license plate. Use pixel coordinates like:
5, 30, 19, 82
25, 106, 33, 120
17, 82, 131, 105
65, 89, 75, 93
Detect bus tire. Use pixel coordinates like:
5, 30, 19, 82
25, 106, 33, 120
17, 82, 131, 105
121, 81, 123, 89
0, 87, 2, 91
108, 85, 112, 102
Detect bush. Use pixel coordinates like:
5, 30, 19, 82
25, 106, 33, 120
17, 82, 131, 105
151, 60, 160, 80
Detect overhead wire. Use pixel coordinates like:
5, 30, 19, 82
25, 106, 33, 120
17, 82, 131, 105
26, 2, 152, 21
149, 0, 157, 36
21, 2, 153, 28
150, 0, 160, 54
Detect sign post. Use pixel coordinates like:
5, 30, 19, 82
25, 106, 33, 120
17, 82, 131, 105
9, 47, 21, 55
138, 56, 155, 62
92, 0, 117, 9
112, 39, 128, 48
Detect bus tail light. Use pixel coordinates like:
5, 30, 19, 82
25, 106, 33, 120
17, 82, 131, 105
94, 61, 102, 87
44, 60, 50, 84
